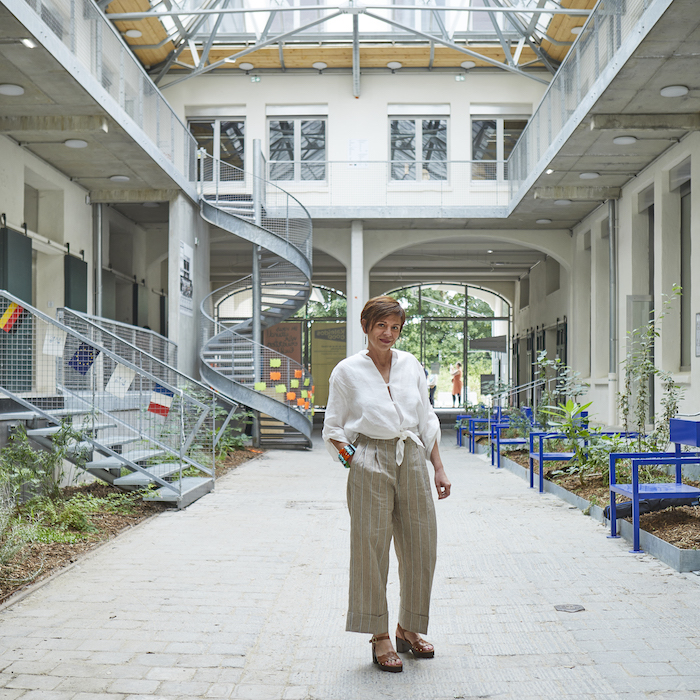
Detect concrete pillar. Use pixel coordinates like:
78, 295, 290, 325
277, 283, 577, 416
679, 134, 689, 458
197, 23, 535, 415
347, 220, 367, 356
168, 193, 210, 377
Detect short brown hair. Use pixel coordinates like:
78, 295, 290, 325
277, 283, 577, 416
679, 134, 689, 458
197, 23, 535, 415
361, 296, 406, 333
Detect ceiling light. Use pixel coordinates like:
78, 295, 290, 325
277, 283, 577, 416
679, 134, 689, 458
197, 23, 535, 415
536, 219, 552, 224
142, 202, 159, 208
570, 26, 583, 35
21, 38, 37, 48
460, 61, 476, 69
579, 172, 599, 179
125, 29, 142, 38
312, 61, 327, 70
224, 57, 236, 64
0, 84, 25, 96
109, 175, 130, 182
613, 135, 637, 145
545, 168, 554, 174
660, 85, 689, 98
455, 74, 465, 82
238, 62, 254, 71
64, 139, 88, 148
487, 249, 493, 254
554, 199, 572, 206
387, 61, 402, 70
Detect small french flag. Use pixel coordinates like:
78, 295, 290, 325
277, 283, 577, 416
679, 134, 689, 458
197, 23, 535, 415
148, 384, 174, 417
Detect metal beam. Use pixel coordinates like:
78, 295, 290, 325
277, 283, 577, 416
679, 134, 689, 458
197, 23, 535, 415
278, 41, 285, 70
484, 0, 514, 67
161, 11, 344, 88
352, 13, 360, 97
259, 10, 278, 41
363, 10, 550, 84
200, 0, 230, 65
533, 186, 621, 200
0, 115, 108, 133
590, 114, 700, 131
107, 4, 593, 20
87, 189, 180, 204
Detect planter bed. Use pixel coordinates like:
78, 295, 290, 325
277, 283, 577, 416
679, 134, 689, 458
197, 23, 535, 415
473, 443, 700, 572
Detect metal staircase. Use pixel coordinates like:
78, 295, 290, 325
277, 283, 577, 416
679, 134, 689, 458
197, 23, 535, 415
198, 151, 314, 449
0, 291, 236, 508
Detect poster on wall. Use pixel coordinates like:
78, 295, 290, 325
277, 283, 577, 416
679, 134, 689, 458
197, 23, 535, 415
310, 322, 346, 406
179, 241, 193, 317
263, 322, 302, 365
348, 139, 369, 169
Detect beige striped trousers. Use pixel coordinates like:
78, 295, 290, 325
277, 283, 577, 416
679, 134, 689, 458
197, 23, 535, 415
346, 434, 437, 636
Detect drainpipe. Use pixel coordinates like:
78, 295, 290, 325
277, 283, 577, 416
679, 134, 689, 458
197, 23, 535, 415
251, 139, 263, 446
608, 199, 618, 426
93, 203, 103, 317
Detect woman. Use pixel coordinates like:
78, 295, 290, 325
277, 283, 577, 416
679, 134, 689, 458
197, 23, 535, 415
450, 361, 463, 407
323, 296, 451, 673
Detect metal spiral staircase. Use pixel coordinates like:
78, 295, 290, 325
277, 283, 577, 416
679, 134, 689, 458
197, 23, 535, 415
198, 148, 314, 449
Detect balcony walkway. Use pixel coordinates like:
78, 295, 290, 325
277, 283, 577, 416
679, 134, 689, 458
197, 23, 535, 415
2, 431, 700, 699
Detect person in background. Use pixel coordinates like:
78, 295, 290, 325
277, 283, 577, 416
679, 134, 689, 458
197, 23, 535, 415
323, 295, 451, 674
450, 361, 462, 407
427, 366, 438, 407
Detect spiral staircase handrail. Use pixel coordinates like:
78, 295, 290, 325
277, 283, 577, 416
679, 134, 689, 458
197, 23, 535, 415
198, 152, 315, 446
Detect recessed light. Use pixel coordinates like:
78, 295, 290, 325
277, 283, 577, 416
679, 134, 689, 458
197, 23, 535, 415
387, 61, 402, 70
109, 175, 130, 182
570, 26, 583, 35
239, 62, 254, 71
224, 57, 237, 64
579, 172, 599, 179
0, 84, 25, 96
536, 219, 552, 224
554, 199, 572, 206
312, 61, 327, 70
660, 85, 689, 98
21, 38, 37, 48
487, 249, 493, 254
143, 202, 159, 208
546, 168, 554, 174
613, 135, 637, 145
460, 61, 476, 69
64, 139, 88, 148
125, 29, 142, 38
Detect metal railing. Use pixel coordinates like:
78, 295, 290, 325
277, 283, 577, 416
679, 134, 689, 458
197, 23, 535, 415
198, 152, 313, 264
64, 309, 178, 368
508, 0, 656, 196
0, 291, 221, 496
17, 0, 197, 179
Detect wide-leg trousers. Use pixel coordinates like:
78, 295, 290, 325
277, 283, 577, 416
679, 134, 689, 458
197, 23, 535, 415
345, 434, 437, 635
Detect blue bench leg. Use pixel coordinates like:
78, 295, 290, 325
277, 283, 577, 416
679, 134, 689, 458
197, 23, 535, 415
630, 467, 643, 553
529, 457, 534, 488
607, 491, 620, 538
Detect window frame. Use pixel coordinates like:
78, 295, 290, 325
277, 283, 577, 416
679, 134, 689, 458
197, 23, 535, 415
388, 115, 449, 183
188, 116, 246, 180
470, 115, 529, 182
267, 116, 328, 183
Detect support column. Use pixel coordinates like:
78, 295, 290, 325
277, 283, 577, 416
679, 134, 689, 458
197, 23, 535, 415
251, 139, 263, 446
347, 220, 366, 356
93, 203, 103, 317
608, 199, 618, 426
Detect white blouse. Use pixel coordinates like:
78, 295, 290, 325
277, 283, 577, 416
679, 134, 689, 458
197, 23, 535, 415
322, 349, 440, 465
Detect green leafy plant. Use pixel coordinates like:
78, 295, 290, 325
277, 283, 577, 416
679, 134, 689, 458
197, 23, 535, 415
541, 399, 593, 485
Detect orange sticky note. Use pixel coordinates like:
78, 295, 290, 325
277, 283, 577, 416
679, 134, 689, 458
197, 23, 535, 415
311, 385, 315, 393
295, 369, 302, 379
304, 401, 310, 409
297, 398, 305, 406
286, 392, 296, 401
270, 371, 281, 381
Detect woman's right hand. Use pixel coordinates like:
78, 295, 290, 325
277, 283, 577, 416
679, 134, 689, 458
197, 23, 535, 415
331, 439, 353, 465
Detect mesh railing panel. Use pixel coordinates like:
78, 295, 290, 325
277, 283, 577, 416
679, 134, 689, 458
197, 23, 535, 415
63, 310, 178, 368
19, 0, 197, 179
508, 0, 654, 196
0, 292, 222, 493
198, 153, 313, 265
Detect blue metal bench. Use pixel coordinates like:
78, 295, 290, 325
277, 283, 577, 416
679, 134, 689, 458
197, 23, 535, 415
455, 414, 470, 446
529, 432, 576, 492
609, 445, 700, 552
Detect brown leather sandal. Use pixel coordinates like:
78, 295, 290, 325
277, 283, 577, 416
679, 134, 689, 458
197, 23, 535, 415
395, 624, 435, 658
370, 634, 403, 673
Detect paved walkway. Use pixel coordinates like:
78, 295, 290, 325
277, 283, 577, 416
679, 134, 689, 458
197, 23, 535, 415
2, 432, 700, 700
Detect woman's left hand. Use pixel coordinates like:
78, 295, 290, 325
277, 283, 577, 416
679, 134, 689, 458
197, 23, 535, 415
434, 468, 451, 499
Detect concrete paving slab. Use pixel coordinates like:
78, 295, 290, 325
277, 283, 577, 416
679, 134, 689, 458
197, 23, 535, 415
3, 432, 700, 698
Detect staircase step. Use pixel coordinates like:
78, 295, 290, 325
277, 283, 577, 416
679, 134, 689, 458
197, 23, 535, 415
143, 477, 214, 508
86, 449, 166, 471
26, 421, 117, 438
99, 433, 142, 448
113, 462, 182, 486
